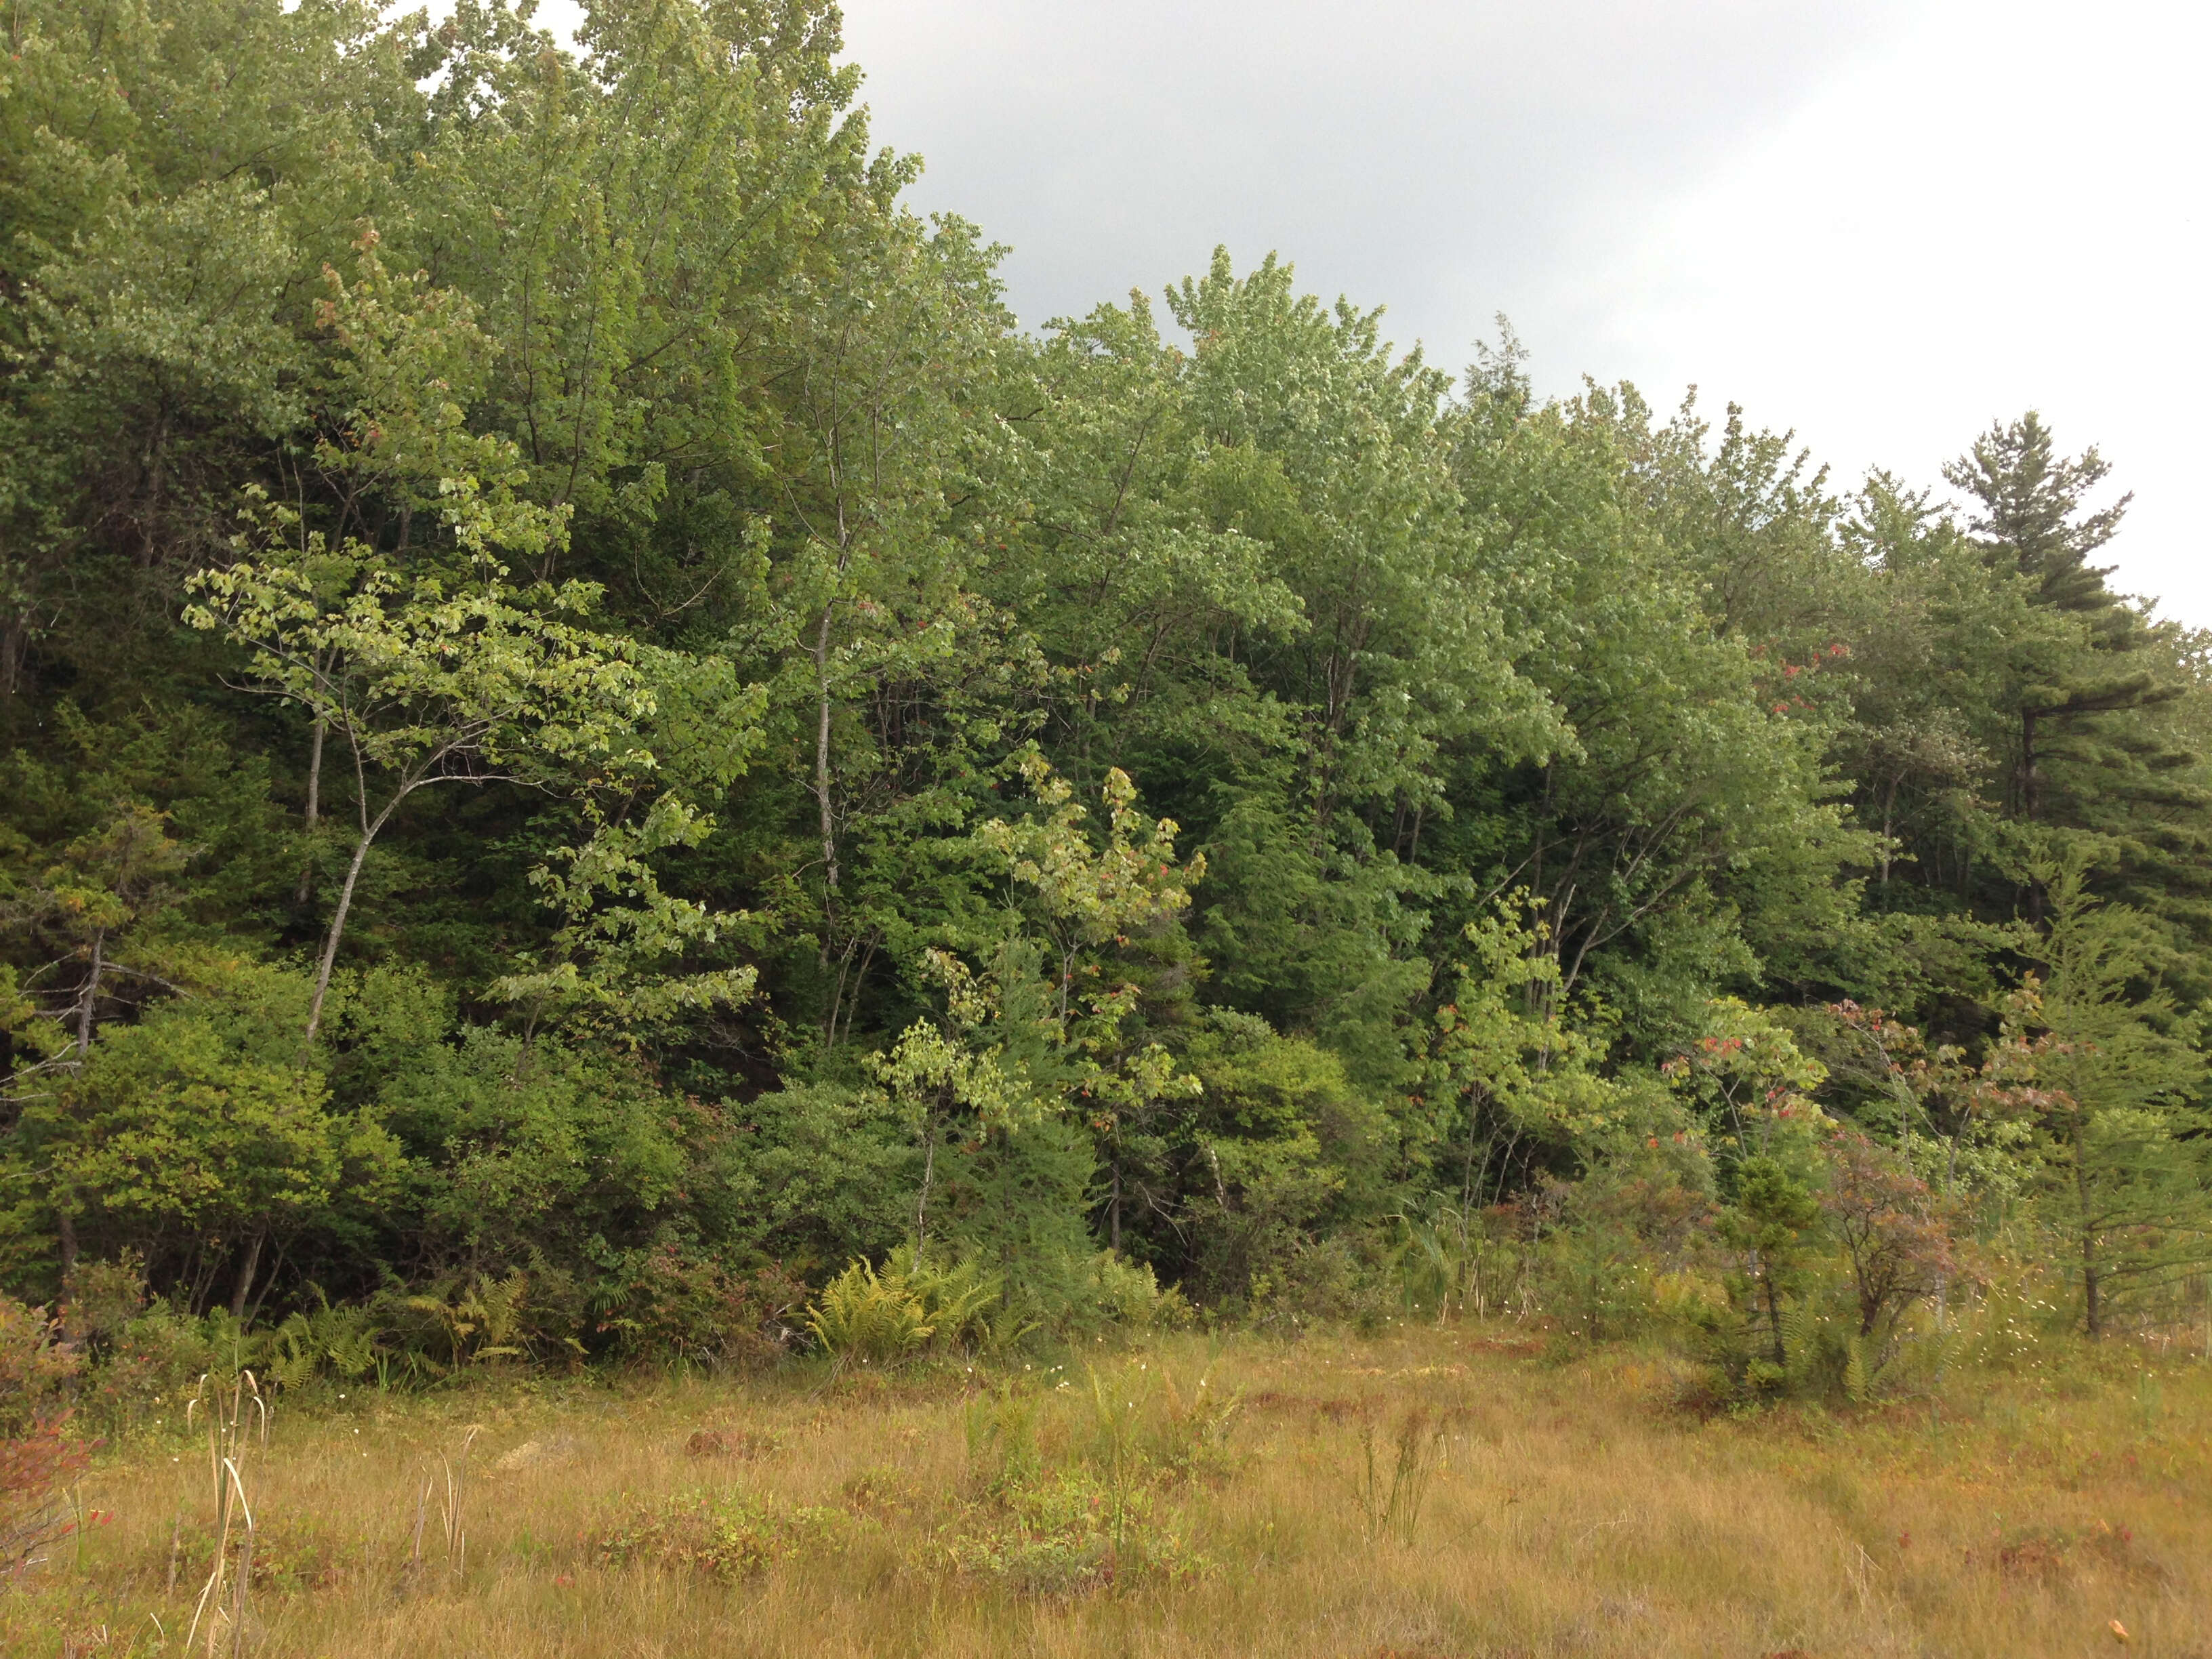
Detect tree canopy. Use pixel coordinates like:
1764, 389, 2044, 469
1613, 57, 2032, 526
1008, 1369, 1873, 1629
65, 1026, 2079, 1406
4, 0, 2209, 1358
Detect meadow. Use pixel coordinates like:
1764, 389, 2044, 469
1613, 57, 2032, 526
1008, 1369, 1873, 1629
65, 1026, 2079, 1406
7, 1324, 2209, 1659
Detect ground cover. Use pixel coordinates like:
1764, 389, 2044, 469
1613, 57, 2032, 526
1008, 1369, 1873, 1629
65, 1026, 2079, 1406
7, 1326, 2209, 1658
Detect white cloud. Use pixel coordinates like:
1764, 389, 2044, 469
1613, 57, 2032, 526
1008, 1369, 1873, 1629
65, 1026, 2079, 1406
515, 0, 2211, 619
1555, 0, 2210, 621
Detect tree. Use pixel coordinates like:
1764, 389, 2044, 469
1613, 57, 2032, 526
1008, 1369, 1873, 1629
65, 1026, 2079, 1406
1946, 412, 2132, 626
1818, 1130, 1954, 1343
2013, 857, 2210, 1336
1942, 416, 2203, 925
185, 478, 657, 1041
1422, 893, 1618, 1221
4, 964, 399, 1315
492, 792, 761, 1044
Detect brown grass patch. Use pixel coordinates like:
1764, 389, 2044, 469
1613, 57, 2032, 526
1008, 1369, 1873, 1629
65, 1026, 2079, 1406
4, 1327, 2211, 1656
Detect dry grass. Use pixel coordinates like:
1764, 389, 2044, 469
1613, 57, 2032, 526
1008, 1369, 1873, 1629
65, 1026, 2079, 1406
9, 1324, 2212, 1658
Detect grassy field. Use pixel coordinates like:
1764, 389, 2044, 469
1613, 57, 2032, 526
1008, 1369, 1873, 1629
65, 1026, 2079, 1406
8, 1324, 2211, 1658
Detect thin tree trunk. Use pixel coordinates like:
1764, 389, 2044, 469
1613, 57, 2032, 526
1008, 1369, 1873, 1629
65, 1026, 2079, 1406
2076, 1111, 2100, 1337
813, 602, 840, 979
229, 1229, 266, 1322
75, 928, 105, 1056
1879, 773, 1900, 886
1762, 1260, 1788, 1368
2021, 710, 2046, 926
2083, 1237, 2102, 1338
0, 613, 26, 701
307, 800, 398, 1044
914, 1108, 938, 1255
57, 924, 100, 1288
245, 1237, 289, 1328
295, 710, 327, 908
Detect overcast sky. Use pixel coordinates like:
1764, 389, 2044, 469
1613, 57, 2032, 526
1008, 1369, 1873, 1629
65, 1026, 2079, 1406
541, 0, 2210, 623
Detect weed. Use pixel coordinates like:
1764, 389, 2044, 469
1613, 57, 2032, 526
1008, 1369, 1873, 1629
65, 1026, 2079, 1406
938, 1468, 1205, 1595
1351, 1408, 1445, 1546
806, 1261, 935, 1366
594, 1489, 841, 1579
806, 1250, 1006, 1368
684, 1425, 781, 1460
1, 1423, 92, 1581
839, 1465, 914, 1515
181, 1368, 268, 1656
963, 1385, 1042, 1497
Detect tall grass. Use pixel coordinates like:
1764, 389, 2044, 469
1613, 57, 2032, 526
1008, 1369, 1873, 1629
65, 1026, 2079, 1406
180, 1369, 265, 1656
10, 1326, 2212, 1656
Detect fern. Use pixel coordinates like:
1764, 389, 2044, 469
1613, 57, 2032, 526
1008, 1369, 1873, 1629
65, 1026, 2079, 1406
805, 1261, 934, 1364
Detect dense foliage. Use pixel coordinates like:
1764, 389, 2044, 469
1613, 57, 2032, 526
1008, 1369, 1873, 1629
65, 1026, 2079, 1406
5, 0, 2210, 1396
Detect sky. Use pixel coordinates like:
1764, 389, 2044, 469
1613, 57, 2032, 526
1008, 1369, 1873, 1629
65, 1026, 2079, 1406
537, 0, 2210, 623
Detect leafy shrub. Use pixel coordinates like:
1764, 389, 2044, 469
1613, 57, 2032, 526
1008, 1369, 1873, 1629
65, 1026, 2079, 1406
0, 1422, 91, 1582
0, 1292, 79, 1436
59, 1252, 148, 1353
594, 1490, 841, 1579
804, 1250, 1005, 1366
599, 1249, 805, 1372
1248, 1233, 1397, 1333
938, 1467, 1205, 1595
266, 1295, 383, 1392
0, 1290, 93, 1579
806, 1259, 935, 1365
1535, 1154, 1714, 1345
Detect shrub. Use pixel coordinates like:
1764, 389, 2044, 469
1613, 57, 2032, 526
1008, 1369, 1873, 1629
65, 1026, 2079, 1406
600, 1249, 806, 1372
59, 1252, 148, 1354
804, 1250, 1006, 1366
0, 1422, 91, 1582
1079, 1252, 1191, 1334
267, 1295, 384, 1393
1248, 1233, 1397, 1333
939, 1467, 1206, 1595
594, 1490, 840, 1579
0, 1288, 92, 1580
805, 1259, 935, 1365
1820, 1131, 1957, 1345
0, 1292, 79, 1437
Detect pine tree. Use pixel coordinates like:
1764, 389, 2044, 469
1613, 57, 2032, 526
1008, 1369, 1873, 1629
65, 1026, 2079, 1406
1944, 415, 2206, 928
1946, 411, 2132, 629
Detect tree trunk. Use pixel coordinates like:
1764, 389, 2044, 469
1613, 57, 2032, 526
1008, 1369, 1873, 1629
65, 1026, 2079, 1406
2021, 710, 2046, 926
75, 928, 105, 1057
295, 710, 327, 908
1761, 1256, 1788, 1368
307, 806, 392, 1044
2083, 1240, 2102, 1338
1109, 1153, 1122, 1253
229, 1229, 266, 1322
1879, 773, 1900, 887
2076, 1119, 2101, 1337
813, 601, 840, 977
56, 1206, 77, 1284
914, 1106, 939, 1256
0, 612, 28, 701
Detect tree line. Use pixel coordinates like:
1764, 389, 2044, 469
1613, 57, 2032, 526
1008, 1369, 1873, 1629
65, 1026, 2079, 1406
3, 0, 2208, 1393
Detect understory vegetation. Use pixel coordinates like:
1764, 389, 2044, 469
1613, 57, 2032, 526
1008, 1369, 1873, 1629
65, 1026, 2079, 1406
7, 1, 2212, 1642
